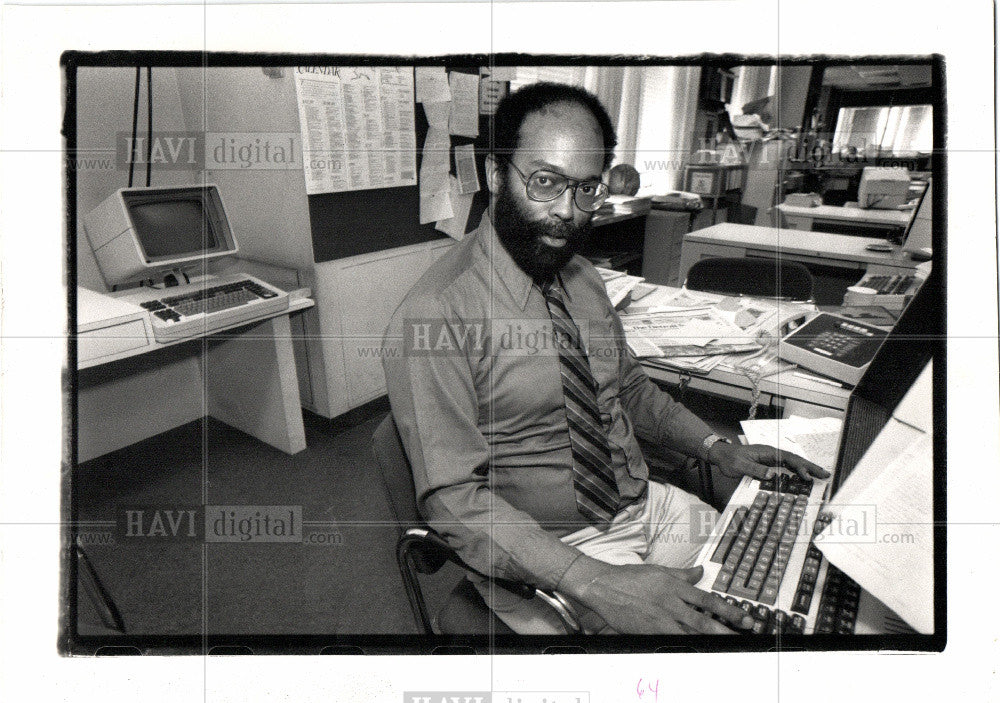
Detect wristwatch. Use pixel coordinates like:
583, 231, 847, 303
701, 433, 730, 462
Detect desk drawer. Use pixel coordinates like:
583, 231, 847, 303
694, 242, 746, 259
744, 250, 864, 270
78, 319, 152, 363
780, 214, 811, 230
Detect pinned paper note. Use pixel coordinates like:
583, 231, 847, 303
435, 175, 475, 240
419, 127, 451, 194
293, 66, 417, 194
422, 101, 450, 131
448, 71, 480, 138
415, 66, 451, 103
420, 188, 453, 225
479, 79, 508, 115
453, 144, 480, 194
480, 66, 517, 81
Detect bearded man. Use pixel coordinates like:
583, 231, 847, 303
382, 82, 826, 634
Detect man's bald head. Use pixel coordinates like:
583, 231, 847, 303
491, 82, 618, 171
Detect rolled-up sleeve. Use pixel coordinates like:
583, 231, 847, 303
382, 294, 583, 590
610, 307, 715, 459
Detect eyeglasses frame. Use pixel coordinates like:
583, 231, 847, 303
502, 158, 609, 213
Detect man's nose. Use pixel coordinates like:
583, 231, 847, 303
548, 186, 576, 221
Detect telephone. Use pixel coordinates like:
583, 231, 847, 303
752, 309, 808, 346
777, 312, 889, 386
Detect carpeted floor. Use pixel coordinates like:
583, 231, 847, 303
74, 410, 462, 637
74, 392, 750, 638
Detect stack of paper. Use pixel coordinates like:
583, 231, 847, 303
740, 415, 844, 471
620, 308, 760, 368
815, 362, 934, 634
603, 273, 646, 308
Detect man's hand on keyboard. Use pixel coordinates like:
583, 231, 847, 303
708, 442, 831, 482
559, 556, 755, 634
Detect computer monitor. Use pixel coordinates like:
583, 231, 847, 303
831, 278, 939, 491
901, 179, 933, 255
83, 184, 239, 287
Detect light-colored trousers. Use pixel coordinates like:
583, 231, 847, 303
473, 481, 717, 634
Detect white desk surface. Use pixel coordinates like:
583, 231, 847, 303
684, 223, 918, 268
776, 203, 913, 226
592, 200, 652, 226
78, 296, 313, 370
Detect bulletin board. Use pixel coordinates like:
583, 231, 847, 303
306, 66, 493, 263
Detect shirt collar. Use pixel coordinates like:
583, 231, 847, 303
476, 216, 578, 311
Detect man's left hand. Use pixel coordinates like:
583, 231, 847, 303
707, 441, 831, 482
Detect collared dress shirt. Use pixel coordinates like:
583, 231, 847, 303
382, 217, 716, 592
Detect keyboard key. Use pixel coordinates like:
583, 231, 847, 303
712, 569, 734, 591
759, 585, 779, 605
792, 592, 813, 614
710, 507, 746, 564
789, 615, 806, 633
817, 613, 836, 633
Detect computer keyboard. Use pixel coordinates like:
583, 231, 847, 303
861, 274, 916, 295
727, 597, 806, 635
124, 274, 290, 341
709, 476, 815, 605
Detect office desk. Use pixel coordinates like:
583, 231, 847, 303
641, 357, 851, 415
628, 282, 853, 415
679, 223, 921, 285
775, 203, 912, 237
585, 202, 651, 274
77, 292, 313, 463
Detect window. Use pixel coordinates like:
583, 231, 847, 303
832, 105, 933, 154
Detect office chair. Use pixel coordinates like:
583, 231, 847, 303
371, 413, 581, 635
685, 256, 814, 302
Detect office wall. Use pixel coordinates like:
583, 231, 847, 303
173, 68, 316, 272
170, 66, 457, 417
75, 67, 199, 292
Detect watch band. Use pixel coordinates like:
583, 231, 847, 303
701, 433, 729, 462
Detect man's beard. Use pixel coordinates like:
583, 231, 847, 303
493, 180, 593, 283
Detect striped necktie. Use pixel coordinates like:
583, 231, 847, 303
543, 281, 621, 526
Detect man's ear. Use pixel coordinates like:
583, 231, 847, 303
485, 154, 503, 195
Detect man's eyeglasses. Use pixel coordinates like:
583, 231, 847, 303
504, 160, 609, 213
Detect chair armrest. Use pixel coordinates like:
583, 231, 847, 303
399, 528, 534, 599
398, 527, 583, 633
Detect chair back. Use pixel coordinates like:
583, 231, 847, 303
372, 413, 422, 534
685, 256, 814, 301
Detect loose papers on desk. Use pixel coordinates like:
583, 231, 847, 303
740, 415, 844, 472
621, 286, 820, 374
620, 309, 759, 365
294, 67, 417, 195
597, 268, 647, 308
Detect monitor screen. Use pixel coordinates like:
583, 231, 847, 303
831, 279, 938, 491
128, 197, 219, 260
